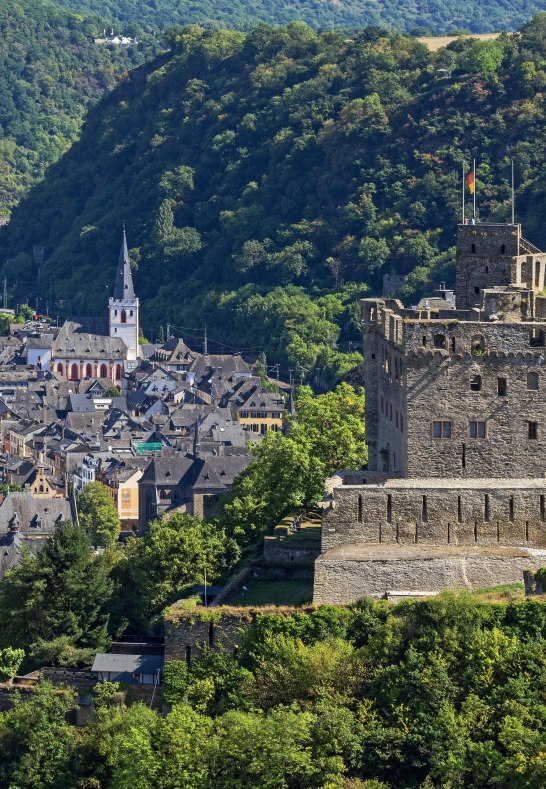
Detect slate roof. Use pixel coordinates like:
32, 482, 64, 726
91, 653, 163, 680
0, 492, 74, 533
112, 228, 136, 300
53, 322, 127, 360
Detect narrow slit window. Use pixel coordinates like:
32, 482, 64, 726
422, 495, 428, 523
457, 495, 462, 523
497, 377, 507, 396
509, 496, 515, 523
358, 495, 363, 523
528, 421, 538, 440
484, 494, 490, 522
387, 494, 392, 524
527, 372, 539, 391
541, 494, 545, 523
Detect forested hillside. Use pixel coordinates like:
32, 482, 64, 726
6, 18, 546, 380
1, 592, 546, 786
0, 0, 158, 213
52, 0, 546, 34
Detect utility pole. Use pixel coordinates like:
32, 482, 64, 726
203, 324, 208, 356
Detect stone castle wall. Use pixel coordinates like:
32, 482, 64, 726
313, 545, 546, 604
322, 477, 546, 552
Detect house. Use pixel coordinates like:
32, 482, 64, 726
91, 653, 163, 684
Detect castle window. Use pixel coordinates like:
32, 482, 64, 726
484, 494, 490, 521
85, 363, 92, 378
470, 375, 481, 392
422, 335, 427, 347
500, 244, 505, 254
432, 420, 452, 439
509, 496, 515, 522
474, 286, 480, 295
471, 243, 476, 253
485, 265, 489, 273
450, 337, 456, 352
121, 310, 127, 324
433, 333, 447, 349
529, 328, 545, 347
457, 495, 462, 522
469, 420, 486, 439
540, 495, 545, 522
422, 495, 428, 522
527, 372, 539, 391
386, 494, 392, 523
130, 310, 133, 317
528, 421, 538, 440
400, 414, 403, 433
471, 335, 485, 356
497, 377, 507, 396
358, 495, 363, 523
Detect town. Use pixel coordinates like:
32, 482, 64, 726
0, 229, 286, 573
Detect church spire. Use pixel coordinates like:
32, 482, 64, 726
113, 224, 135, 300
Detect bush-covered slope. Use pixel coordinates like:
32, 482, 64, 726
53, 0, 546, 35
6, 18, 546, 379
0, 0, 157, 213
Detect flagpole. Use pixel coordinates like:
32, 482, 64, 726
511, 159, 515, 225
473, 158, 476, 219
462, 161, 465, 223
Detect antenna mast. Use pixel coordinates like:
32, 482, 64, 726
462, 161, 465, 223
511, 159, 515, 225
473, 158, 476, 220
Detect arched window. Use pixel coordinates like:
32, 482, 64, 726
39, 484, 44, 493
100, 363, 108, 378
85, 363, 92, 378
70, 363, 79, 380
129, 310, 133, 317
56, 362, 64, 375
433, 333, 447, 349
121, 309, 127, 324
115, 364, 122, 380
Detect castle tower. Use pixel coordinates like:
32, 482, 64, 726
109, 227, 139, 361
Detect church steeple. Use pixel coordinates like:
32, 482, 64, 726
113, 225, 135, 300
109, 225, 140, 362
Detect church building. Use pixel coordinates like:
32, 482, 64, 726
51, 229, 140, 383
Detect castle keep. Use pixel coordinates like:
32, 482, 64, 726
314, 222, 546, 603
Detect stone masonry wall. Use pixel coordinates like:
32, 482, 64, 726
313, 547, 546, 603
322, 480, 546, 552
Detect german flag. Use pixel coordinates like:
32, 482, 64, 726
466, 169, 475, 194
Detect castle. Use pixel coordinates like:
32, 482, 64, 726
314, 221, 546, 603
51, 228, 139, 383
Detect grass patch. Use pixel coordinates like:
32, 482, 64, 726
226, 580, 313, 607
472, 582, 525, 602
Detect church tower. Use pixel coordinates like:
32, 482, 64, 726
109, 227, 139, 361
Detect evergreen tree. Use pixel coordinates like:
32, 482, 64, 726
0, 521, 113, 665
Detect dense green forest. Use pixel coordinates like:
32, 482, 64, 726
6, 17, 546, 379
51, 0, 546, 34
1, 592, 546, 787
0, 0, 158, 213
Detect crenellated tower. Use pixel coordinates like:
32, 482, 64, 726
109, 227, 139, 361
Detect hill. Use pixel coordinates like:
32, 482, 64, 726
52, 0, 546, 35
5, 17, 546, 381
0, 0, 158, 213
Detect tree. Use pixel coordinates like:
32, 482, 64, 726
0, 682, 78, 788
291, 383, 367, 471
78, 481, 121, 546
0, 520, 113, 664
0, 647, 24, 681
117, 513, 229, 621
17, 303, 34, 322
217, 432, 325, 547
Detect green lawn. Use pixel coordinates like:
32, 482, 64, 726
226, 579, 313, 607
